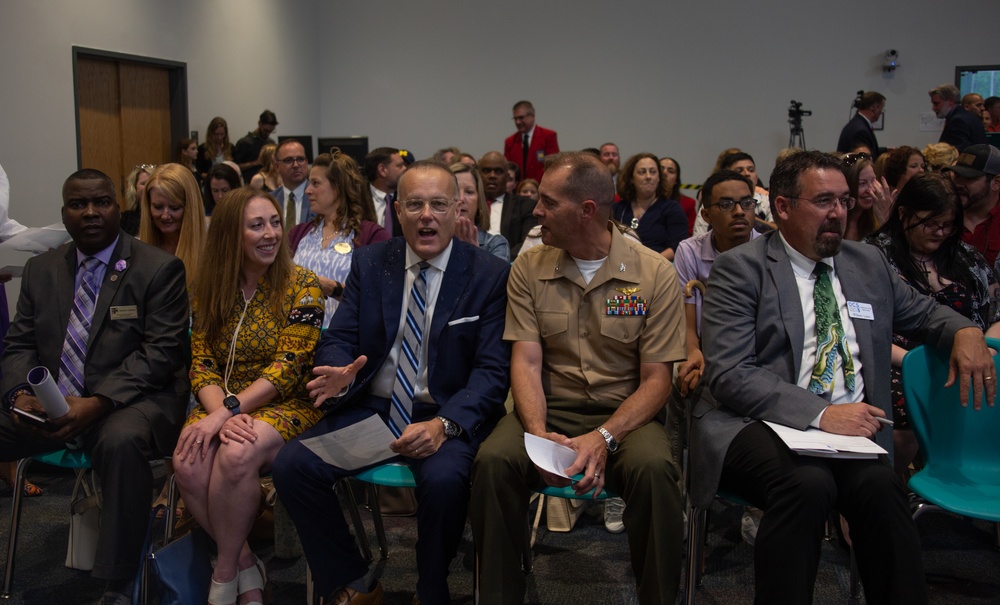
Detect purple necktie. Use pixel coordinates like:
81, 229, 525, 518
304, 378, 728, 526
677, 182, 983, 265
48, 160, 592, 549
58, 257, 101, 397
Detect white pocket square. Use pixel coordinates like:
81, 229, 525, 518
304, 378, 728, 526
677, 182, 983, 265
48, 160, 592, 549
447, 315, 480, 326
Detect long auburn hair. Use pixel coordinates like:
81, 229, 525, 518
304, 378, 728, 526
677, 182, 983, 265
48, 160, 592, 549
308, 150, 376, 246
139, 163, 206, 289
617, 152, 660, 201
844, 155, 879, 240
203, 116, 232, 161
191, 187, 294, 344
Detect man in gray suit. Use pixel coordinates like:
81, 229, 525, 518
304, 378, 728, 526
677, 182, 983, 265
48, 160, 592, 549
691, 151, 995, 605
272, 138, 311, 226
0, 169, 189, 604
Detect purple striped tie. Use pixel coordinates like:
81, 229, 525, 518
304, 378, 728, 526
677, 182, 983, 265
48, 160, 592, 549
58, 257, 101, 397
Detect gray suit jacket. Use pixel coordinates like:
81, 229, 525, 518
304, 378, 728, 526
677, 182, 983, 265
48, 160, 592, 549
689, 233, 976, 508
271, 186, 314, 225
1, 233, 190, 453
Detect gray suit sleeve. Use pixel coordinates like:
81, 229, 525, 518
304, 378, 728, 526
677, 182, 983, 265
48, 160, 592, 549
91, 255, 189, 407
702, 249, 829, 429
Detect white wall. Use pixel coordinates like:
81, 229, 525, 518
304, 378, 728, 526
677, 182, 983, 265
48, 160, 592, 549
0, 0, 319, 257
0, 0, 997, 246
319, 0, 999, 185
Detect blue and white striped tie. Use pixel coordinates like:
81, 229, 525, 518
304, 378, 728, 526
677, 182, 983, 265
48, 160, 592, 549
58, 257, 101, 397
388, 262, 429, 437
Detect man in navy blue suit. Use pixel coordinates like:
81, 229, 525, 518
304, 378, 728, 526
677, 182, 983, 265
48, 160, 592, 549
273, 160, 511, 605
931, 84, 988, 152
836, 91, 885, 157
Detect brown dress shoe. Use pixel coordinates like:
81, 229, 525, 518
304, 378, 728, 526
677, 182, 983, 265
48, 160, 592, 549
326, 581, 384, 605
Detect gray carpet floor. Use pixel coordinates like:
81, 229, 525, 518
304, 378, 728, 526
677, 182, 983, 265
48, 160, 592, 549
0, 461, 998, 604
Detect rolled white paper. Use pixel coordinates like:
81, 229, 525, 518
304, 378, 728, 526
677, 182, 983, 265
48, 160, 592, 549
27, 366, 70, 419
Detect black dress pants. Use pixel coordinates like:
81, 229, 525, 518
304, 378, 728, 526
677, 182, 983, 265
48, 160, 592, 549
720, 421, 927, 605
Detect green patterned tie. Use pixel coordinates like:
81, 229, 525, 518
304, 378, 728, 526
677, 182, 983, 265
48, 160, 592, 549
809, 263, 856, 396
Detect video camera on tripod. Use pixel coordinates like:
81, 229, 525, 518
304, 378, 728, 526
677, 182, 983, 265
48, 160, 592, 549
788, 100, 811, 148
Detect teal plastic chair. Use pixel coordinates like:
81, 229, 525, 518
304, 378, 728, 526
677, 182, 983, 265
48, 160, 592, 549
345, 462, 418, 562
2, 448, 93, 598
902, 338, 1000, 522
349, 463, 616, 564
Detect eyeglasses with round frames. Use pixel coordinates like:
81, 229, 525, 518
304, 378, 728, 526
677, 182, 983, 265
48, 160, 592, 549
705, 198, 758, 212
909, 217, 955, 235
278, 156, 307, 166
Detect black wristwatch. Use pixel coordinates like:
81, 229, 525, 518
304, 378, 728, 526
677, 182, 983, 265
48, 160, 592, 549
329, 281, 344, 298
223, 395, 241, 416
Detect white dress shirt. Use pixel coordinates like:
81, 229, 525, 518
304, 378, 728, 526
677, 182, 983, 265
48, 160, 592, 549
370, 184, 390, 228
282, 181, 308, 224
488, 194, 504, 236
779, 234, 865, 426
370, 241, 454, 404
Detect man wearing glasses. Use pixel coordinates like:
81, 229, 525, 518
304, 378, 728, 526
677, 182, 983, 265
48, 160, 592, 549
273, 161, 510, 605
691, 150, 994, 604
669, 170, 760, 476
503, 100, 559, 184
272, 139, 311, 226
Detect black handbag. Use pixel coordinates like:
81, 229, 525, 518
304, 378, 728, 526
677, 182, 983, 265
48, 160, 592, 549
133, 505, 213, 605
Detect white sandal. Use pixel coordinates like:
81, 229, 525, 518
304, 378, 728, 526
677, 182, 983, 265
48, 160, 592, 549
237, 554, 267, 605
207, 574, 238, 605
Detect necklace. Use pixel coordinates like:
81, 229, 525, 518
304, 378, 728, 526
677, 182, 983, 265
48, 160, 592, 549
912, 253, 933, 280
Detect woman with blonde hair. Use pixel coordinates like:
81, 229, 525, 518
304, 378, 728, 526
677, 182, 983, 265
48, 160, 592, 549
140, 163, 207, 289
289, 150, 389, 326
449, 162, 510, 261
121, 164, 155, 236
922, 142, 959, 172
249, 143, 281, 192
843, 153, 892, 241
173, 187, 324, 605
196, 116, 233, 181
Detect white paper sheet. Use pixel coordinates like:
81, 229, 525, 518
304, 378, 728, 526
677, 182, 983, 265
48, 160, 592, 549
299, 413, 398, 469
27, 366, 69, 418
764, 421, 887, 459
0, 224, 70, 253
524, 432, 578, 479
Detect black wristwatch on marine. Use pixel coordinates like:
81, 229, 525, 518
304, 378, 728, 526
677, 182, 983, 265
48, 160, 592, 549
223, 395, 241, 416
597, 426, 619, 452
437, 416, 462, 438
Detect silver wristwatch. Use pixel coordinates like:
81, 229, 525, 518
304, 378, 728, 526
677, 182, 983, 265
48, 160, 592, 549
437, 416, 461, 438
597, 426, 619, 452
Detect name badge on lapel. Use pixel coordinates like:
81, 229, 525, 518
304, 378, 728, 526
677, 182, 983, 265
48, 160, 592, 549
847, 301, 874, 320
110, 305, 138, 320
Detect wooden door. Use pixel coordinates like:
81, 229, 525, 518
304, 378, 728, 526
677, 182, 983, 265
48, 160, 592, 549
76, 56, 171, 207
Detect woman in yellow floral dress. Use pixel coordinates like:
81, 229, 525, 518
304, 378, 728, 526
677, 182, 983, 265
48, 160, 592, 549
172, 187, 324, 605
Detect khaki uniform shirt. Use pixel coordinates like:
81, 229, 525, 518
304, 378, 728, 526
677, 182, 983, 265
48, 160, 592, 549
504, 222, 686, 403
